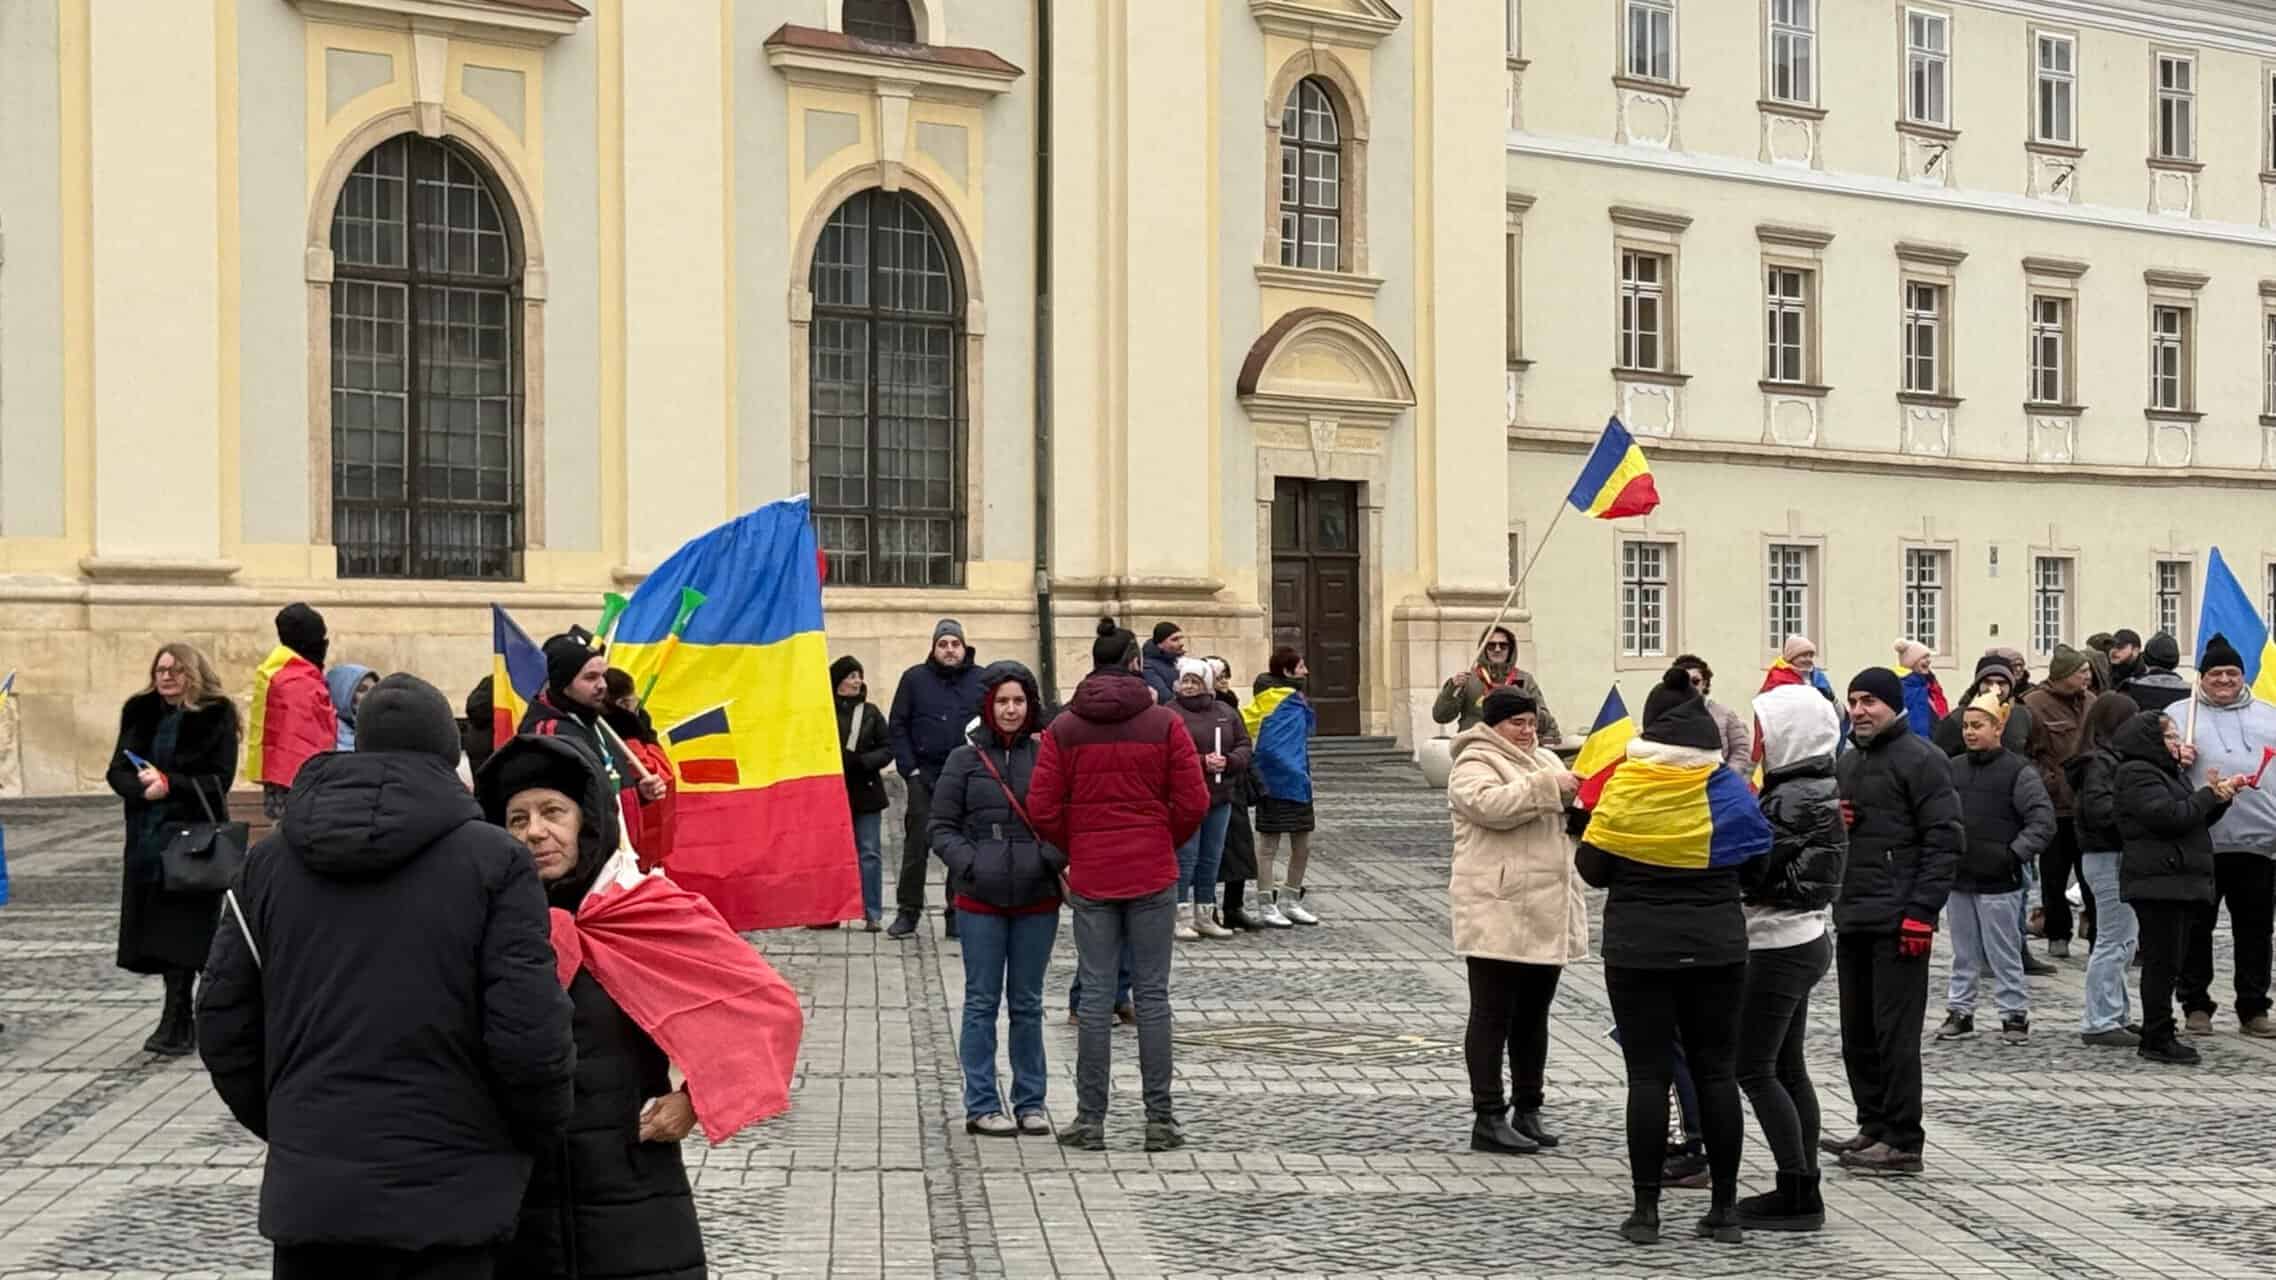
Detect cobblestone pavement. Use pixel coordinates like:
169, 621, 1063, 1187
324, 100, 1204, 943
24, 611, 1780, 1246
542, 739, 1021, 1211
7, 764, 2276, 1279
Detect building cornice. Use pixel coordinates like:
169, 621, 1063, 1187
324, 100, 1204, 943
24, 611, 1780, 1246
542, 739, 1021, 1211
287, 0, 584, 47
1961, 0, 2276, 58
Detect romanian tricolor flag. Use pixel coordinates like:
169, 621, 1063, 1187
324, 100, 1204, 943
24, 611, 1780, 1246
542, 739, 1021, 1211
490, 605, 546, 749
608, 498, 858, 931
1243, 684, 1316, 804
1571, 687, 1635, 809
1582, 751, 1772, 869
1564, 416, 1660, 520
246, 646, 334, 788
2199, 547, 2276, 702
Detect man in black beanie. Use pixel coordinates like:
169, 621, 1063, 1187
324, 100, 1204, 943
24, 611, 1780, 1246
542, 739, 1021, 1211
2122, 632, 2190, 713
1140, 621, 1186, 705
1827, 666, 1961, 1177
886, 619, 987, 938
521, 628, 665, 806
198, 672, 574, 1279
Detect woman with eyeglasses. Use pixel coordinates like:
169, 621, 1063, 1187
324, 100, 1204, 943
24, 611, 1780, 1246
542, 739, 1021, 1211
1435, 626, 1561, 745
106, 643, 242, 1056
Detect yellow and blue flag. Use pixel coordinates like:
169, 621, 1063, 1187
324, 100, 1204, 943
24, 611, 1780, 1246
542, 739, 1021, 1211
490, 605, 546, 748
1582, 753, 1772, 869
2198, 547, 2276, 702
609, 498, 857, 930
1571, 687, 1635, 809
1565, 417, 1661, 520
1243, 684, 1315, 803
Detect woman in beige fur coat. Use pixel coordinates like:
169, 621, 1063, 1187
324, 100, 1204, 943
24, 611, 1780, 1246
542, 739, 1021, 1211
1447, 687, 1589, 1157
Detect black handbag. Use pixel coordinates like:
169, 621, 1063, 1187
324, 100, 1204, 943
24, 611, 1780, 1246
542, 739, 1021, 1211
158, 778, 249, 895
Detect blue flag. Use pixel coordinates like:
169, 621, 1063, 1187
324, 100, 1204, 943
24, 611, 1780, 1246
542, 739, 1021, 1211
2197, 548, 2276, 702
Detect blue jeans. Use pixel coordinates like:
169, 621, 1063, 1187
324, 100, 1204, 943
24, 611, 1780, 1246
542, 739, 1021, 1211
1946, 888, 2028, 1019
852, 811, 884, 921
1177, 803, 1234, 907
957, 908, 1058, 1119
2078, 851, 2137, 1034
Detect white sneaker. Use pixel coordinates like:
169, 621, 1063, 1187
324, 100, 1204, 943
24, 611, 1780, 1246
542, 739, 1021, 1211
1193, 904, 1234, 939
965, 1113, 1017, 1137
1281, 887, 1319, 926
1174, 916, 1201, 941
1257, 893, 1294, 929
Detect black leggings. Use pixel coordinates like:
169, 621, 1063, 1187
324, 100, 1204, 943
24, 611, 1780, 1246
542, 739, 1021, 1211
1462, 958, 1563, 1114
1606, 962, 1747, 1207
1735, 934, 1831, 1174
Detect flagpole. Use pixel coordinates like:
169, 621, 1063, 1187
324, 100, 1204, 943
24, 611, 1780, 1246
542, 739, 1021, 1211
1469, 502, 1571, 671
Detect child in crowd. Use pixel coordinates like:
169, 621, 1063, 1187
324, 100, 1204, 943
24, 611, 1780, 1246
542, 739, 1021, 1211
1936, 693, 2055, 1045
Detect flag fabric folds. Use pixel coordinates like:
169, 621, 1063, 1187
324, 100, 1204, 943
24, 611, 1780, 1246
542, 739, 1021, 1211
1582, 752, 1773, 869
1570, 687, 1636, 809
1564, 417, 1661, 520
608, 498, 858, 930
1243, 686, 1316, 804
245, 646, 334, 788
490, 605, 546, 749
2199, 547, 2276, 703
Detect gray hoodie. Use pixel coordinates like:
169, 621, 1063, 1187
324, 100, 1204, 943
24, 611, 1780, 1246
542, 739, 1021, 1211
2183, 686, 2276, 856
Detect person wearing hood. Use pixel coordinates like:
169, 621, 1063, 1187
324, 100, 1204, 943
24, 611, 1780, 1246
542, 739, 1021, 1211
2174, 633, 2276, 1039
1140, 621, 1187, 704
462, 675, 499, 774
1167, 657, 1250, 939
1934, 694, 2055, 1048
196, 675, 575, 1279
1028, 618, 1210, 1153
2022, 644, 2100, 959
1894, 641, 1949, 739
1732, 682, 1845, 1233
2112, 708, 2242, 1065
1673, 655, 1752, 775
109, 642, 241, 1056
1825, 667, 1961, 1177
928, 662, 1064, 1136
2071, 694, 2145, 1046
1931, 654, 2033, 757
1248, 646, 1323, 926
1433, 624, 1561, 743
831, 657, 893, 930
248, 602, 338, 822
1447, 688, 1587, 1158
1575, 668, 1774, 1245
2122, 632, 2192, 714
601, 669, 679, 872
326, 664, 378, 752
887, 619, 989, 939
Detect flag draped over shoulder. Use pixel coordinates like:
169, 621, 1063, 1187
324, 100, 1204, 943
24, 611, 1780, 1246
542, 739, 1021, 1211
1243, 686, 1315, 804
490, 606, 546, 749
1582, 753, 1772, 869
2200, 547, 2276, 703
1571, 687, 1635, 809
245, 647, 333, 788
608, 498, 858, 930
1564, 417, 1660, 520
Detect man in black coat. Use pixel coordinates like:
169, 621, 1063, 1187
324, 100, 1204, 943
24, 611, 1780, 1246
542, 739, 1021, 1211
2121, 632, 2192, 714
197, 674, 575, 1280
1825, 667, 1962, 1178
887, 619, 988, 939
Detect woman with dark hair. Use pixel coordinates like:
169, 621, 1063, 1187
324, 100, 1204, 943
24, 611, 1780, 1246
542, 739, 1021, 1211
2071, 693, 2143, 1046
1246, 646, 1319, 927
2112, 708, 2240, 1067
1207, 657, 1263, 930
107, 642, 242, 1055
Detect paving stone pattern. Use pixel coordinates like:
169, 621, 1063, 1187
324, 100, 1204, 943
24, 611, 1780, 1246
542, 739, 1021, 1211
6, 772, 2276, 1278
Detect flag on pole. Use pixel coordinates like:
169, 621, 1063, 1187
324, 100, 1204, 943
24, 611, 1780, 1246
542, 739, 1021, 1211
608, 498, 858, 930
1570, 687, 1635, 809
0, 670, 15, 715
1564, 416, 1661, 520
2197, 547, 2276, 702
490, 605, 547, 749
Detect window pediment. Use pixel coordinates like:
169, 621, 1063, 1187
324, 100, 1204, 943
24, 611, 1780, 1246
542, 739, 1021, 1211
764, 23, 1021, 104
1238, 308, 1415, 428
1249, 0, 1402, 49
288, 0, 585, 47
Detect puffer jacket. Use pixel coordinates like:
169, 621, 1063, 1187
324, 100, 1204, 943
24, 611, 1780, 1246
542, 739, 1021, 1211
1705, 698, 1753, 776
1028, 666, 1210, 901
1140, 641, 1181, 704
2111, 710, 2228, 904
1445, 724, 1589, 966
1946, 747, 2055, 895
887, 654, 988, 784
928, 662, 1064, 911
1744, 758, 1846, 913
1169, 692, 1252, 806
1833, 716, 1963, 933
1574, 843, 1746, 970
2123, 668, 2192, 714
2181, 687, 2276, 856
2070, 747, 2124, 854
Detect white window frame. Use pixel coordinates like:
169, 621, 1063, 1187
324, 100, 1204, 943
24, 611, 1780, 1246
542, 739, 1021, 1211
1905, 8, 1951, 128
2266, 561, 2276, 634
2031, 555, 2074, 657
1767, 0, 1816, 107
2155, 558, 2194, 654
1765, 264, 1812, 384
2150, 303, 2191, 412
2034, 31, 2076, 146
2264, 308, 2276, 417
1624, 0, 1677, 84
1620, 539, 1676, 660
2029, 293, 2069, 405
2157, 51, 2197, 162
1902, 547, 1949, 656
1903, 280, 1945, 395
1619, 248, 1671, 373
1766, 543, 1812, 652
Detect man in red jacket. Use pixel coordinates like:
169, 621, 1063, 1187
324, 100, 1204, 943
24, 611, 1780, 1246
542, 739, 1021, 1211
1030, 618, 1210, 1153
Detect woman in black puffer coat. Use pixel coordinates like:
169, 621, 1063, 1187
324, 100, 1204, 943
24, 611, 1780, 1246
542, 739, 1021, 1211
2112, 709, 2239, 1067
479, 735, 706, 1280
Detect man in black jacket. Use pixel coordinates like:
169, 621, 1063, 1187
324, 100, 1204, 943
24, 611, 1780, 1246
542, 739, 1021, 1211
2121, 632, 2191, 713
1825, 667, 1962, 1177
887, 620, 988, 939
198, 674, 575, 1280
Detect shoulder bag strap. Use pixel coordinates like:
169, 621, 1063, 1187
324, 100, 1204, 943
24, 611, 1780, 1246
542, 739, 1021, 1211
971, 745, 1039, 836
224, 888, 263, 970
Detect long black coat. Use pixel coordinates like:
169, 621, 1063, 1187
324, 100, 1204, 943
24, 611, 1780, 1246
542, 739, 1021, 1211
107, 692, 239, 974
836, 695, 892, 814
1833, 719, 1963, 934
2110, 711, 2229, 905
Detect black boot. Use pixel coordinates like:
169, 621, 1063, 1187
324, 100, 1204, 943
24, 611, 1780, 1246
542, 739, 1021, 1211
1470, 1108, 1539, 1155
144, 971, 196, 1057
1695, 1204, 1744, 1244
1510, 1109, 1560, 1149
1619, 1187, 1660, 1245
1735, 1170, 1823, 1233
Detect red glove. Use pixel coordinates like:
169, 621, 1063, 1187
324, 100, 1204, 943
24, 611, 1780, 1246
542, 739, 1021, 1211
1897, 916, 1934, 959
1839, 800, 1857, 829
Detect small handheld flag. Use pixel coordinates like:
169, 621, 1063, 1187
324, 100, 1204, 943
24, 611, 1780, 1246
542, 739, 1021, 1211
2197, 548, 2276, 703
1565, 417, 1660, 520
1571, 687, 1636, 809
491, 605, 547, 748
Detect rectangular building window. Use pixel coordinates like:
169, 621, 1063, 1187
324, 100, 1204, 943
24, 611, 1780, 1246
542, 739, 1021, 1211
2032, 555, 2073, 655
1766, 544, 1811, 651
2030, 294, 2069, 404
1768, 0, 1815, 105
1625, 0, 1676, 82
1619, 249, 1670, 372
1903, 548, 1948, 654
2035, 33, 2076, 145
1765, 266, 1811, 383
1903, 281, 1945, 395
2158, 53, 2196, 161
2266, 562, 2276, 633
2156, 559, 2194, 651
2151, 304, 2190, 411
1621, 540, 1674, 659
1906, 9, 1950, 127
2264, 311, 2276, 416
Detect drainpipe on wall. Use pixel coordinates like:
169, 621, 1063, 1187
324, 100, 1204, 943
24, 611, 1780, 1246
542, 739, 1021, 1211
1031, 0, 1058, 703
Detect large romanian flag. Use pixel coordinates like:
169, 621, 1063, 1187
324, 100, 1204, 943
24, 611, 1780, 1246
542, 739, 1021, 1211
2199, 547, 2276, 702
1582, 753, 1772, 870
608, 499, 858, 931
1570, 687, 1635, 809
1565, 417, 1660, 519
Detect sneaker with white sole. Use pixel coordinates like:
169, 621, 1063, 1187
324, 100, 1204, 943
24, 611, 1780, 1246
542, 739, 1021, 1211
1193, 904, 1235, 939
1017, 1111, 1053, 1136
1281, 887, 1319, 926
965, 1113, 1017, 1137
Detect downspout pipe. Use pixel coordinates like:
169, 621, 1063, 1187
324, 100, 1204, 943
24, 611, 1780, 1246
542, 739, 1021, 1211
1032, 0, 1058, 702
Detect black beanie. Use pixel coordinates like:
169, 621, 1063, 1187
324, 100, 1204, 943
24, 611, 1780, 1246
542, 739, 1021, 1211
543, 628, 601, 695
830, 655, 864, 688
2145, 631, 2181, 670
1481, 687, 1537, 726
2202, 632, 2245, 674
356, 674, 462, 763
1640, 667, 1721, 752
1151, 621, 1182, 645
1093, 617, 1138, 669
1973, 652, 2012, 681
276, 602, 328, 666
2114, 628, 2143, 649
1848, 666, 1906, 712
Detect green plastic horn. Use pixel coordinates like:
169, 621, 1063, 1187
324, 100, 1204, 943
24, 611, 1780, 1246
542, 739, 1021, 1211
594, 592, 630, 645
635, 587, 709, 705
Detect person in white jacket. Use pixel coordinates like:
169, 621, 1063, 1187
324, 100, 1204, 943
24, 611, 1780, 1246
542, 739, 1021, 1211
2176, 633, 2276, 1037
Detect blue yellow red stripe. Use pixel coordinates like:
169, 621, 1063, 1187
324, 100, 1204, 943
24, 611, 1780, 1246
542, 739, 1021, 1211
1565, 416, 1660, 520
1571, 686, 1635, 809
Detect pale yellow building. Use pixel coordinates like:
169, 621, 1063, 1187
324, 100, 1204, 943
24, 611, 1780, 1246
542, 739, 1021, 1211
0, 0, 1509, 794
1508, 0, 2276, 711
